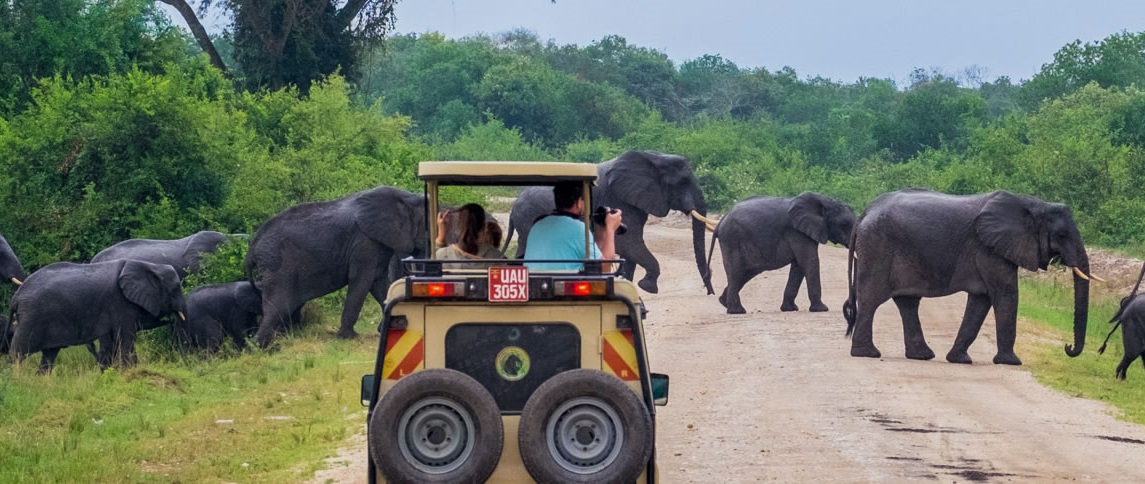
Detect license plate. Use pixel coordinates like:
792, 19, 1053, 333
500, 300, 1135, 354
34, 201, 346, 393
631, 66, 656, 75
488, 266, 529, 302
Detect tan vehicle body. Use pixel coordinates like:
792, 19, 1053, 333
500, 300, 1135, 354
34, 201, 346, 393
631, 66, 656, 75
364, 162, 664, 483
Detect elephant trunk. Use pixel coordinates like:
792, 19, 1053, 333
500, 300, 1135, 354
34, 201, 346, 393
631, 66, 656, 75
692, 213, 714, 295
1065, 257, 1090, 357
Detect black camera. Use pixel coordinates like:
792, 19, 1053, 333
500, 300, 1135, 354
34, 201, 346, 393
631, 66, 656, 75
592, 206, 627, 235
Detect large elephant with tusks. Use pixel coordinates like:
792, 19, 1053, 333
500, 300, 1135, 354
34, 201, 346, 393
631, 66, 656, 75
844, 189, 1094, 365
504, 151, 715, 294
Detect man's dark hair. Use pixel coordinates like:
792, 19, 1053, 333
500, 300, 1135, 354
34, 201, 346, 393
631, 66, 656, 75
553, 182, 584, 211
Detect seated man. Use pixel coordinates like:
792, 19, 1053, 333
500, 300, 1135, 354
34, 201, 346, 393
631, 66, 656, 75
524, 181, 622, 271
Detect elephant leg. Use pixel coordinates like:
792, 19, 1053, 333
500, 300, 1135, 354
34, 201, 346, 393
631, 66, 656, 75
850, 287, 889, 358
255, 293, 298, 348
946, 294, 991, 364
718, 287, 728, 308
781, 264, 804, 312
117, 329, 139, 367
893, 296, 934, 360
338, 266, 379, 339
622, 235, 660, 294
95, 334, 115, 369
801, 255, 828, 312
991, 289, 1022, 365
724, 266, 764, 315
37, 348, 60, 374
1117, 354, 1134, 380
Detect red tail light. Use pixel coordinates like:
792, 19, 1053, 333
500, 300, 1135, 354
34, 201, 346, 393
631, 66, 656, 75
554, 280, 608, 296
411, 281, 464, 297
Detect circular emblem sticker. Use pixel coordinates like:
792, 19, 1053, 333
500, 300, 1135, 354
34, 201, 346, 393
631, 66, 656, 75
495, 346, 531, 382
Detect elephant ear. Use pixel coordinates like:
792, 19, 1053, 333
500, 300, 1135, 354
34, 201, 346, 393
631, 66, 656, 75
975, 191, 1041, 271
233, 282, 263, 315
182, 231, 227, 272
119, 260, 163, 317
352, 188, 419, 254
788, 193, 829, 244
606, 152, 671, 217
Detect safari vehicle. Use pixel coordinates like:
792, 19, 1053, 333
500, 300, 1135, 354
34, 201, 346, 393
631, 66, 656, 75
361, 162, 669, 483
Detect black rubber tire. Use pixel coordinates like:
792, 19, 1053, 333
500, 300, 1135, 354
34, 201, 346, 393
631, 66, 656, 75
518, 369, 653, 483
368, 369, 503, 484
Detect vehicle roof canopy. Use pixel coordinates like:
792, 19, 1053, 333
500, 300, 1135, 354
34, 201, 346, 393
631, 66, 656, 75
418, 161, 597, 186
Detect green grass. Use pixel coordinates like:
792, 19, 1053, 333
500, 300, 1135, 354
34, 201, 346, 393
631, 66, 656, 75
1017, 278, 1145, 425
0, 297, 381, 483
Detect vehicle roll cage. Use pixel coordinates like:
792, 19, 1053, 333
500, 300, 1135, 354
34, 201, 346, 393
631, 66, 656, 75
418, 161, 599, 265
401, 258, 626, 277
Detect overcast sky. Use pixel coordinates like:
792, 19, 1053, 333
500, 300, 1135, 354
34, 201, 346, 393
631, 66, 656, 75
386, 0, 1145, 84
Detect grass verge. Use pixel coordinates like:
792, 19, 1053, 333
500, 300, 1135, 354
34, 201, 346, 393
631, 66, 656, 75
1016, 278, 1145, 425
0, 299, 380, 483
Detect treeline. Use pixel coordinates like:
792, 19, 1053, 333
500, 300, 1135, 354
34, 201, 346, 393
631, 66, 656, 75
3, 1, 1145, 274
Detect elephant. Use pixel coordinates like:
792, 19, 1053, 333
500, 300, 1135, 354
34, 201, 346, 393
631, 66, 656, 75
0, 234, 27, 286
174, 281, 263, 352
0, 316, 12, 356
503, 151, 714, 294
9, 259, 187, 373
1101, 293, 1145, 380
708, 192, 855, 314
91, 230, 230, 279
246, 186, 427, 347
844, 189, 1093, 365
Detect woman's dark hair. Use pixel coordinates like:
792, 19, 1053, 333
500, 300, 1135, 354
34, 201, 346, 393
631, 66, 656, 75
459, 203, 486, 254
484, 220, 503, 248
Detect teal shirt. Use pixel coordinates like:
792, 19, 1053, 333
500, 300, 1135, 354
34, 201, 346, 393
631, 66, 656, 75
524, 214, 602, 270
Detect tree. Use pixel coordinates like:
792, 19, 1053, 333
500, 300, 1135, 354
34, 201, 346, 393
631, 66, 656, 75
1018, 31, 1145, 110
0, 0, 188, 113
160, 0, 398, 90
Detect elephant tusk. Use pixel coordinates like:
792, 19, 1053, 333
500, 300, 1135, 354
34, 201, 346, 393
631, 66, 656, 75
853, 251, 859, 260
690, 210, 720, 228
1070, 266, 1104, 282
10, 277, 20, 285
178, 311, 186, 321
705, 221, 717, 232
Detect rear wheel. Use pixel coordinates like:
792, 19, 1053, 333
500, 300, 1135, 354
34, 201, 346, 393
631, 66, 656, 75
519, 369, 653, 483
369, 369, 503, 483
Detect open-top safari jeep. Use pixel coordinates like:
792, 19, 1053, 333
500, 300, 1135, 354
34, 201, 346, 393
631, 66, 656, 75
361, 161, 668, 483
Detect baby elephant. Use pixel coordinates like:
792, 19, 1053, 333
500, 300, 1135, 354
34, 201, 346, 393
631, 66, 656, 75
175, 282, 263, 352
1107, 294, 1145, 380
708, 192, 855, 314
10, 260, 187, 373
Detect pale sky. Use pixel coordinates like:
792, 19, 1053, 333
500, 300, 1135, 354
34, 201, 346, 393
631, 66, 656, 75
162, 1, 1145, 85
389, 0, 1145, 84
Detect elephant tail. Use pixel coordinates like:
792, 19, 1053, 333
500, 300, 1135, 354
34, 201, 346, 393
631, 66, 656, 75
1102, 265, 1145, 354
502, 217, 515, 255
705, 222, 719, 295
244, 255, 263, 296
1100, 294, 1135, 354
844, 229, 858, 337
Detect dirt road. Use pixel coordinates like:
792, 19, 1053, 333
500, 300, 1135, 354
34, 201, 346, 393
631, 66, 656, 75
313, 219, 1145, 482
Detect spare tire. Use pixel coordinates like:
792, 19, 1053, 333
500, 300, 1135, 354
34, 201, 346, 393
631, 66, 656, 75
518, 369, 653, 483
368, 369, 503, 484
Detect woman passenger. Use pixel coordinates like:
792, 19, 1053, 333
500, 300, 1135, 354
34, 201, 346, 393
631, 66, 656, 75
435, 203, 505, 263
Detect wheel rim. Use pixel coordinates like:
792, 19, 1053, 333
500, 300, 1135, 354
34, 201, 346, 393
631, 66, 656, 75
545, 396, 624, 474
397, 396, 475, 474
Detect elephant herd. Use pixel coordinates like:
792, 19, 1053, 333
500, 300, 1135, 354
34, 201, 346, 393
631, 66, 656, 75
0, 150, 1142, 381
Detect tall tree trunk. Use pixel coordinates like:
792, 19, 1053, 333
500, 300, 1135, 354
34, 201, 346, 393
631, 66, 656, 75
157, 0, 229, 74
